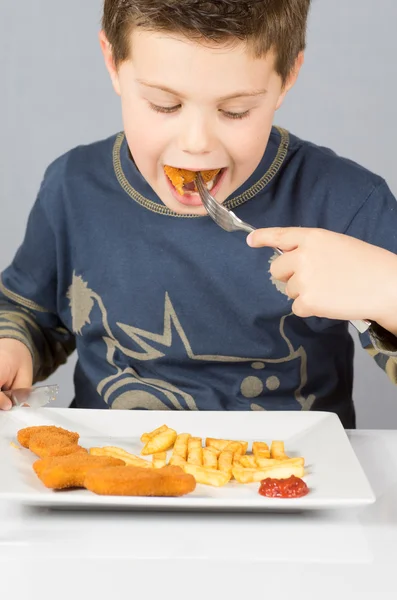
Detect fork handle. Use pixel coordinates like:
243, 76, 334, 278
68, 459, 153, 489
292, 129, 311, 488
247, 226, 371, 333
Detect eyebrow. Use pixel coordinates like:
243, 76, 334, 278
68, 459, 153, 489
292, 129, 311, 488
136, 79, 267, 101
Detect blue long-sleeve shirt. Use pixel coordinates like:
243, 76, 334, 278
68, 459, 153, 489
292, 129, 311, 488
1, 126, 397, 427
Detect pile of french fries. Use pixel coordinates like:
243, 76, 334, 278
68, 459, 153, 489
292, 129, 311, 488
90, 424, 305, 487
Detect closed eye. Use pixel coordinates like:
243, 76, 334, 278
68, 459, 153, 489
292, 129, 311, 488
149, 102, 250, 120
220, 109, 250, 120
149, 103, 181, 114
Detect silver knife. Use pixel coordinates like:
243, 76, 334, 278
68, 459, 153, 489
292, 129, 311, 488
1, 384, 59, 408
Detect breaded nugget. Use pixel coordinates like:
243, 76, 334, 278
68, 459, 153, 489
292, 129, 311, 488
164, 166, 220, 195
84, 465, 196, 497
33, 454, 125, 489
17, 426, 79, 449
17, 425, 83, 458
29, 437, 87, 459
28, 431, 84, 458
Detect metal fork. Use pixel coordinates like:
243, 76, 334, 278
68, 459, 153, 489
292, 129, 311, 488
196, 173, 371, 334
196, 173, 283, 255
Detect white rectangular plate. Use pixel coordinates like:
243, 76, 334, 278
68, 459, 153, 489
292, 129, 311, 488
0, 408, 375, 511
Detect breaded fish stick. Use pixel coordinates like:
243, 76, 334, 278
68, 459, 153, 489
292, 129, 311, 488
84, 465, 196, 497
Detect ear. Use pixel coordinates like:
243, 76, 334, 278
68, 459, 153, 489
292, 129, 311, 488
275, 51, 305, 110
99, 30, 121, 96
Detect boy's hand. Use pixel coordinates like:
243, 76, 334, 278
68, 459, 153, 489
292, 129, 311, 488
0, 339, 33, 411
247, 227, 397, 334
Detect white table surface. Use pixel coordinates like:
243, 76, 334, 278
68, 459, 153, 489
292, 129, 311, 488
0, 430, 396, 599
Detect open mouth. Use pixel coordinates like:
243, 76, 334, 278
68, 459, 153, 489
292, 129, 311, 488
164, 166, 225, 197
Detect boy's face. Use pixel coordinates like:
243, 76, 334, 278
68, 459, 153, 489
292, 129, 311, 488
101, 30, 302, 215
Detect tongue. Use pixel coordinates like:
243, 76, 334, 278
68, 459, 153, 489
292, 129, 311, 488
183, 181, 197, 193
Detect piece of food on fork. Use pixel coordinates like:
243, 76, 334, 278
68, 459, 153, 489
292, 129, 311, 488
164, 166, 221, 195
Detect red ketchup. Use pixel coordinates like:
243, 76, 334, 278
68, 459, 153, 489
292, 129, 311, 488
259, 475, 309, 498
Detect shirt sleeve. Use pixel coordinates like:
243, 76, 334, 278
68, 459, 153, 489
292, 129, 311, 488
345, 180, 397, 384
0, 176, 75, 382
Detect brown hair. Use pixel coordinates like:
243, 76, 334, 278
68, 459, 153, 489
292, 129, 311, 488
102, 0, 311, 83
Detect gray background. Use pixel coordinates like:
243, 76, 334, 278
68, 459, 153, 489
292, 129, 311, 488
1, 0, 396, 427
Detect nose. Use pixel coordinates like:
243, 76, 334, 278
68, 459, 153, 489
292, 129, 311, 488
179, 113, 213, 155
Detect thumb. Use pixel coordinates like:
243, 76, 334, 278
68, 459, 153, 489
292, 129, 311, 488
247, 227, 305, 251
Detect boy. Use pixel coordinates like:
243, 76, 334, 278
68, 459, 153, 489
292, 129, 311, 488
1, 0, 397, 428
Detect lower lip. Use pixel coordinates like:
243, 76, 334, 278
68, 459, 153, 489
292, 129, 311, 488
165, 169, 227, 207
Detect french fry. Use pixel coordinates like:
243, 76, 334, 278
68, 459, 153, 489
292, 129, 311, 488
233, 452, 243, 466
169, 454, 186, 467
183, 463, 231, 487
232, 463, 304, 483
221, 442, 245, 476
152, 452, 167, 468
140, 424, 168, 444
207, 447, 220, 458
206, 438, 229, 452
137, 426, 304, 489
218, 450, 233, 476
90, 446, 152, 468
188, 437, 202, 450
187, 437, 202, 465
252, 442, 270, 459
187, 446, 203, 466
270, 440, 289, 460
206, 438, 248, 454
238, 454, 257, 468
233, 441, 248, 454
255, 456, 305, 469
224, 441, 244, 455
141, 428, 177, 455
203, 447, 218, 469
172, 433, 191, 460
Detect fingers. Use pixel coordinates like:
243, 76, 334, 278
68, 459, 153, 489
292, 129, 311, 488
291, 297, 312, 319
0, 367, 33, 411
0, 392, 12, 411
12, 366, 33, 390
270, 252, 296, 283
247, 227, 309, 251
269, 255, 302, 305
284, 274, 300, 300
0, 339, 34, 410
0, 362, 13, 411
